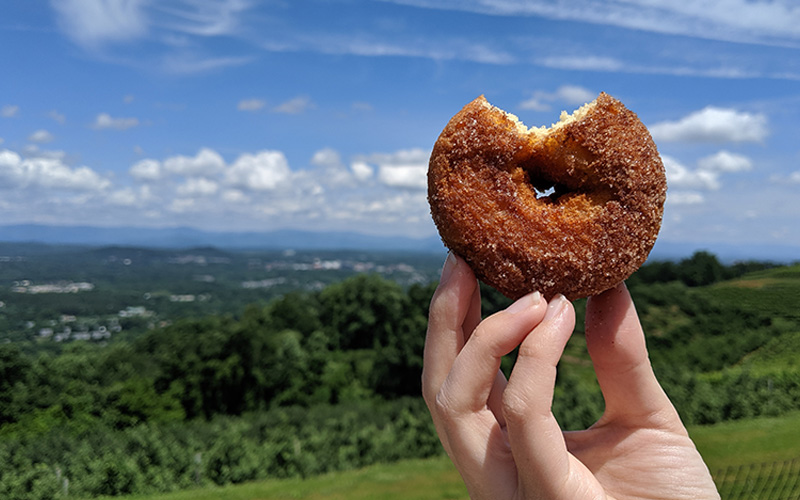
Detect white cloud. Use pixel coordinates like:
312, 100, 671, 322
556, 85, 597, 104
156, 0, 250, 37
351, 161, 374, 181
160, 53, 254, 75
519, 97, 551, 112
365, 148, 429, 166
28, 130, 55, 144
304, 148, 356, 190
169, 198, 197, 213
221, 189, 248, 203
667, 191, 705, 205
1, 105, 19, 118
354, 148, 429, 190
281, 32, 515, 65
225, 150, 291, 191
381, 0, 800, 47
130, 148, 291, 193
93, 113, 140, 130
163, 148, 225, 177
49, 110, 66, 124
177, 177, 219, 197
535, 56, 625, 72
130, 158, 162, 181
52, 0, 149, 48
21, 145, 66, 160
1, 144, 438, 236
237, 98, 266, 111
772, 170, 800, 184
663, 155, 720, 190
519, 84, 596, 111
663, 151, 754, 205
273, 96, 315, 114
0, 150, 21, 179
650, 107, 768, 143
697, 150, 753, 172
378, 164, 428, 189
44, 0, 800, 84
107, 187, 139, 206
310, 148, 342, 169
50, 1, 256, 75
0, 148, 109, 191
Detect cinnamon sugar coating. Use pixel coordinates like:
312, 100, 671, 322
428, 93, 666, 300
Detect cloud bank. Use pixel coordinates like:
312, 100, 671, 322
0, 140, 433, 235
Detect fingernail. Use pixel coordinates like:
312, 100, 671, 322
439, 251, 458, 284
506, 291, 542, 314
544, 294, 568, 320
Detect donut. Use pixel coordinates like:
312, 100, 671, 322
427, 93, 666, 301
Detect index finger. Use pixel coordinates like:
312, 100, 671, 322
422, 253, 480, 408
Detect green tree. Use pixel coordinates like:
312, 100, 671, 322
103, 377, 185, 428
141, 316, 241, 418
318, 274, 407, 351
677, 250, 725, 287
0, 344, 30, 425
265, 291, 322, 336
373, 282, 436, 397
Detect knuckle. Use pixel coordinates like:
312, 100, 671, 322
515, 342, 541, 360
433, 386, 459, 422
467, 321, 497, 349
501, 388, 530, 422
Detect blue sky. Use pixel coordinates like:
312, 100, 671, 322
1, 1, 799, 252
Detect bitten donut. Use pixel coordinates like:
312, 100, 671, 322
428, 93, 666, 300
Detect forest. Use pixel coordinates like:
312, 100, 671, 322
1, 247, 799, 499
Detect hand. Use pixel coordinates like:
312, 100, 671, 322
422, 253, 720, 499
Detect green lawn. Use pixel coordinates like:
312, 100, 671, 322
86, 411, 800, 500
692, 410, 800, 470
85, 455, 468, 500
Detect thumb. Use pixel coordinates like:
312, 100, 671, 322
585, 283, 681, 427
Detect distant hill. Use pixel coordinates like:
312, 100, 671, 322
0, 224, 445, 253
650, 240, 800, 265
692, 263, 800, 374
1, 224, 798, 262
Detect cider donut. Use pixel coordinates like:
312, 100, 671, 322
428, 93, 666, 300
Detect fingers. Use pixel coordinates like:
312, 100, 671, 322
422, 252, 479, 409
439, 290, 546, 416
433, 289, 547, 496
502, 295, 577, 495
585, 283, 681, 428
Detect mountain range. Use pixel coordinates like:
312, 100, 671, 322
0, 224, 445, 253
0, 224, 797, 263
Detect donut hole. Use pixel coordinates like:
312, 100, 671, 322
533, 183, 570, 204
535, 184, 557, 198
526, 172, 571, 204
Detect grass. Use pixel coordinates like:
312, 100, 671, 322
85, 455, 468, 500
699, 264, 800, 322
692, 410, 800, 470
738, 326, 800, 374
700, 264, 800, 375
85, 411, 800, 500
